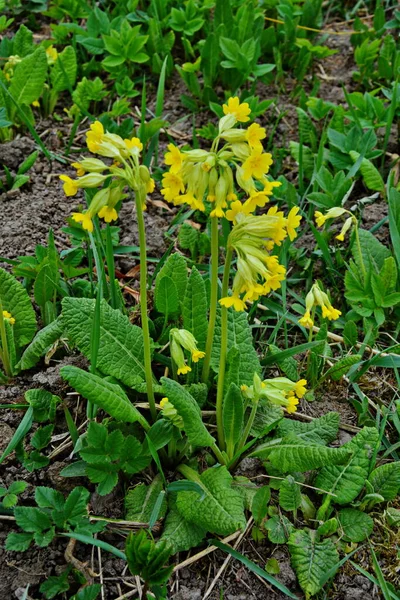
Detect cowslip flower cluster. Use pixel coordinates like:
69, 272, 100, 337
315, 207, 355, 242
170, 329, 205, 376
161, 97, 283, 219
220, 208, 301, 311
59, 121, 154, 232
2, 310, 15, 325
299, 282, 341, 328
241, 375, 308, 414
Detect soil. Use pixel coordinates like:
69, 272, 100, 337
0, 17, 397, 600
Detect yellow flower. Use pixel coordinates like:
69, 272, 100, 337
177, 365, 191, 375
192, 350, 206, 362
164, 144, 184, 174
147, 178, 155, 194
45, 45, 58, 63
86, 121, 104, 153
315, 211, 326, 227
294, 379, 307, 398
242, 149, 273, 180
179, 191, 205, 212
299, 310, 314, 328
225, 200, 248, 222
124, 137, 143, 152
245, 123, 266, 149
222, 97, 251, 123
32, 100, 40, 108
322, 305, 342, 320
2, 310, 15, 325
98, 206, 118, 223
161, 172, 185, 202
160, 397, 169, 409
220, 295, 246, 311
72, 212, 94, 232
72, 162, 85, 177
336, 217, 353, 242
286, 206, 302, 241
59, 175, 79, 197
243, 190, 270, 213
286, 395, 299, 414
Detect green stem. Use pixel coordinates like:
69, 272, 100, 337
135, 187, 156, 422
176, 463, 201, 482
235, 399, 259, 458
216, 246, 233, 450
354, 222, 366, 281
0, 299, 11, 378
105, 224, 118, 310
202, 217, 220, 383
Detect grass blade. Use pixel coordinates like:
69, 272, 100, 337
61, 533, 126, 560
210, 539, 298, 599
0, 406, 33, 463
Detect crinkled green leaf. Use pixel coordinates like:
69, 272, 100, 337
352, 228, 391, 273
125, 476, 166, 523
211, 306, 261, 386
265, 513, 293, 544
368, 461, 400, 500
251, 485, 271, 525
182, 266, 208, 348
252, 434, 351, 472
349, 151, 385, 192
50, 46, 77, 92
155, 276, 179, 317
19, 318, 63, 371
0, 267, 36, 347
61, 366, 148, 427
315, 427, 379, 504
160, 494, 206, 553
223, 383, 243, 450
338, 508, 374, 542
161, 377, 214, 447
61, 297, 147, 388
9, 46, 47, 106
279, 476, 302, 512
278, 412, 340, 445
324, 355, 362, 381
288, 529, 339, 597
155, 252, 187, 300
177, 466, 246, 536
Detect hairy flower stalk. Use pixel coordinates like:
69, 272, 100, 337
59, 121, 157, 420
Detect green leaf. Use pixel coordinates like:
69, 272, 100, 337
0, 406, 33, 464
252, 435, 351, 471
211, 306, 261, 387
125, 475, 166, 522
388, 188, 400, 270
368, 462, 400, 500
9, 46, 47, 106
338, 508, 374, 542
50, 46, 77, 92
14, 506, 52, 533
279, 476, 302, 512
223, 383, 244, 452
155, 252, 187, 300
349, 151, 385, 192
177, 466, 246, 536
31, 424, 54, 450
35, 486, 65, 511
161, 377, 214, 447
352, 228, 391, 273
317, 517, 338, 537
61, 298, 147, 388
0, 267, 36, 347
13, 25, 34, 57
19, 318, 63, 371
386, 507, 400, 527
160, 494, 206, 553
265, 513, 293, 544
268, 344, 298, 380
40, 568, 71, 599
182, 266, 208, 348
155, 276, 179, 317
288, 529, 339, 597
25, 388, 59, 422
323, 355, 362, 381
343, 321, 358, 346
61, 366, 148, 427
277, 412, 340, 446
316, 427, 380, 504
251, 485, 271, 525
5, 532, 34, 552
71, 584, 102, 600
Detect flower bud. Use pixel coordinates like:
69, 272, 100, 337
220, 129, 247, 143
219, 114, 237, 133
139, 164, 151, 183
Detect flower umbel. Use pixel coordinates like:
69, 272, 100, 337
299, 282, 341, 328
